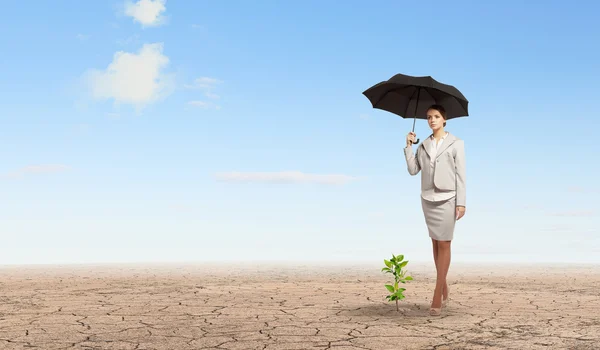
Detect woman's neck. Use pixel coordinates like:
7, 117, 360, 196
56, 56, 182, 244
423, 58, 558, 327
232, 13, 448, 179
433, 128, 447, 139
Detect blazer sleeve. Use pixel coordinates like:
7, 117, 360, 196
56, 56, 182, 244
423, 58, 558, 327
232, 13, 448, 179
454, 140, 466, 207
404, 145, 421, 175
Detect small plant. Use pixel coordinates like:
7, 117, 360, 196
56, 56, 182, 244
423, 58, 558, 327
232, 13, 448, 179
381, 254, 413, 311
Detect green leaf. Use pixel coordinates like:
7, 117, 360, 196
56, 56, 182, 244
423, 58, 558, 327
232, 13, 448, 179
394, 281, 398, 290
381, 267, 391, 272
384, 284, 395, 293
384, 259, 392, 268
396, 255, 404, 262
405, 276, 413, 281
399, 261, 408, 268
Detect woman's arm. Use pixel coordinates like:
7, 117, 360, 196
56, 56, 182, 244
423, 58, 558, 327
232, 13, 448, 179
404, 145, 421, 175
454, 140, 466, 207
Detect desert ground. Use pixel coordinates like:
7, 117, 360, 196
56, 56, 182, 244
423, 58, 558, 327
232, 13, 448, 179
0, 261, 598, 350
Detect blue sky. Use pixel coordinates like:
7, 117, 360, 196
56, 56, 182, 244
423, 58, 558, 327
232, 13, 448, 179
1, 0, 598, 265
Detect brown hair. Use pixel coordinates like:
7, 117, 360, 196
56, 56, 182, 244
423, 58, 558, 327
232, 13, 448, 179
427, 104, 447, 127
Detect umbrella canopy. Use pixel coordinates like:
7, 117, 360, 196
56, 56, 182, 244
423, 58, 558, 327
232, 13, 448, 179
363, 73, 469, 143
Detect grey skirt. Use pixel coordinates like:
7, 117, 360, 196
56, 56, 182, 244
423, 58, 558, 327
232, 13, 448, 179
421, 196, 457, 241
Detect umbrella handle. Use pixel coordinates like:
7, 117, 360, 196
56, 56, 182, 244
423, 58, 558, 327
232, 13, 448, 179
411, 108, 419, 144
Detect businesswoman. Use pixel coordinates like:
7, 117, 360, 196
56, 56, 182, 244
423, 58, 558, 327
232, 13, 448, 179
404, 104, 466, 316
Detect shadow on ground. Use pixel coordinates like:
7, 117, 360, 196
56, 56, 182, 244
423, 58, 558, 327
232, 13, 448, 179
339, 302, 433, 318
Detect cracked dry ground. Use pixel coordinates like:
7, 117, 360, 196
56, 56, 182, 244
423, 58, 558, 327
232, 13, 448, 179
0, 263, 599, 350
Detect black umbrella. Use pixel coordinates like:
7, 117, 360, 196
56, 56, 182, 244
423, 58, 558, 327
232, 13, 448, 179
362, 73, 469, 144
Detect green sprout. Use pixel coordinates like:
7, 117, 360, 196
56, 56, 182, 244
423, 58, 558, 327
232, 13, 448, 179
381, 254, 414, 311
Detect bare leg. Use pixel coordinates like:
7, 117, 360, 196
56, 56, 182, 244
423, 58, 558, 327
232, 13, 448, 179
431, 239, 448, 300
431, 240, 452, 309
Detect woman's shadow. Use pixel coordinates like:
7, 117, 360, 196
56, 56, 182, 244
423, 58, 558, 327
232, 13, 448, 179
339, 301, 436, 318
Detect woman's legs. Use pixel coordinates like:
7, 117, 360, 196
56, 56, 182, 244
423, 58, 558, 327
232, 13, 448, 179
431, 239, 449, 301
431, 239, 451, 308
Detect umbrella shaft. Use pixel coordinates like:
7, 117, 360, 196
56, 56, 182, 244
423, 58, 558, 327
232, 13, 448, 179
412, 87, 421, 132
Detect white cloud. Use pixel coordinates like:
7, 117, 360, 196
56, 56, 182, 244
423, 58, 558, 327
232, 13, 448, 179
83, 43, 174, 111
185, 77, 222, 108
76, 34, 90, 41
186, 77, 221, 89
214, 171, 359, 185
124, 0, 167, 27
3, 164, 70, 179
188, 100, 208, 108
189, 24, 208, 38
548, 211, 597, 217
116, 34, 140, 47
187, 100, 220, 110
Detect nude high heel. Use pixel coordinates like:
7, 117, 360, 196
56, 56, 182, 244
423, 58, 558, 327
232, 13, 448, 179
429, 306, 442, 316
442, 285, 449, 308
430, 293, 444, 316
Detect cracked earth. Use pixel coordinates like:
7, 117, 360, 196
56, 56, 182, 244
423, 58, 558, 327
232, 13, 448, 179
0, 262, 598, 350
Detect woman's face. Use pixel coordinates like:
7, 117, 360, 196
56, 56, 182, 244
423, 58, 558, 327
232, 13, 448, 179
427, 108, 445, 131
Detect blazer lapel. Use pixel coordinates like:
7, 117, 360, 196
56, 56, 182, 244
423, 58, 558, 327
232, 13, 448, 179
420, 135, 432, 159
434, 133, 456, 159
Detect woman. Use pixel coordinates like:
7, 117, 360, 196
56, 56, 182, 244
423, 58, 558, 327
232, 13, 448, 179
404, 104, 466, 316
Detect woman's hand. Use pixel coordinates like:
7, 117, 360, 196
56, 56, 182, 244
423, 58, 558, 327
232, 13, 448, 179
456, 206, 466, 220
406, 132, 417, 147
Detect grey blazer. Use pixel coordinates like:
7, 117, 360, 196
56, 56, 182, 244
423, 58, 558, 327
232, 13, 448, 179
404, 132, 466, 207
